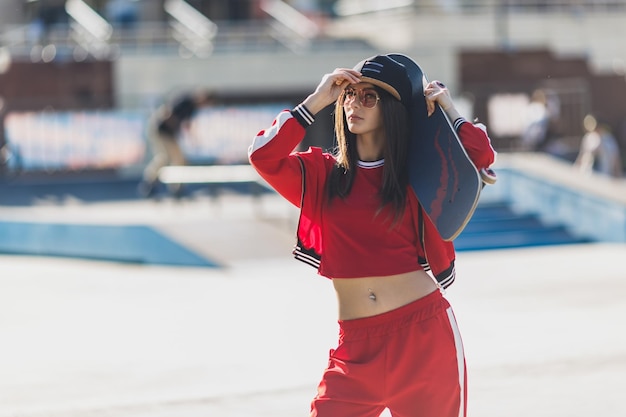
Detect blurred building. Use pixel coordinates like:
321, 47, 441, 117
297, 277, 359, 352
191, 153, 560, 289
0, 0, 626, 165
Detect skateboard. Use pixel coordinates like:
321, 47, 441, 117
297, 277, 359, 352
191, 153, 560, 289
389, 54, 496, 241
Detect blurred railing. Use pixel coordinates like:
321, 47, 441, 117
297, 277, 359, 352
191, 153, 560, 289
333, 0, 626, 15
0, 19, 373, 60
3, 0, 626, 60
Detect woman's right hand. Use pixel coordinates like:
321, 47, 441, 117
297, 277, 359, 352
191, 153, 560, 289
302, 68, 362, 115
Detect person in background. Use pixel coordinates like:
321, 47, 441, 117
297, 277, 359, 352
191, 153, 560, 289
139, 89, 215, 197
0, 97, 8, 178
248, 54, 495, 416
575, 114, 622, 178
31, 0, 68, 45
520, 88, 560, 151
105, 0, 140, 30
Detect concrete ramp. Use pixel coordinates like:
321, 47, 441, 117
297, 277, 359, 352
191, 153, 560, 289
0, 221, 217, 267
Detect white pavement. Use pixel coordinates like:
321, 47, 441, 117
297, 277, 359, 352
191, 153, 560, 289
1, 194, 625, 417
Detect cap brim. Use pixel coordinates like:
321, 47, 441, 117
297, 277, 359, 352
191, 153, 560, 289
360, 76, 402, 102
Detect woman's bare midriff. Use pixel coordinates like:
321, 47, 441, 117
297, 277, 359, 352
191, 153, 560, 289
332, 269, 438, 320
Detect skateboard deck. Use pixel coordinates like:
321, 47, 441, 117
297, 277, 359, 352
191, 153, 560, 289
389, 54, 490, 241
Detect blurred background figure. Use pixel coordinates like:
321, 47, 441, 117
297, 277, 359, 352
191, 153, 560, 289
29, 0, 68, 46
519, 88, 561, 152
0, 97, 8, 178
105, 0, 140, 30
575, 114, 622, 178
139, 89, 216, 198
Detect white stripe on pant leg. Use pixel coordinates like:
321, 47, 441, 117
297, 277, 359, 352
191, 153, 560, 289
446, 307, 466, 417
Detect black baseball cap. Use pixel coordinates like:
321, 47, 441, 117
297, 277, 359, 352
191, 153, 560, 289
353, 54, 412, 105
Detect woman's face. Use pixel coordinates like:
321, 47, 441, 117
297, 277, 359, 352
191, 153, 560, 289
341, 83, 384, 137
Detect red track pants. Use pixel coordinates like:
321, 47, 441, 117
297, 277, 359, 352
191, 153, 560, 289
311, 290, 467, 417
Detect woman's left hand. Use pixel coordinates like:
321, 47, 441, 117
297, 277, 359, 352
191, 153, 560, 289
424, 80, 454, 117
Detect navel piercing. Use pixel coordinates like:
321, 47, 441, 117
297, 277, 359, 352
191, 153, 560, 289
368, 288, 377, 301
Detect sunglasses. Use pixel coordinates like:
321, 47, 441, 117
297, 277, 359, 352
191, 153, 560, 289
340, 87, 381, 108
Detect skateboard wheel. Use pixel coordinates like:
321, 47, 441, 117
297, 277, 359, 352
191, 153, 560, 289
480, 168, 497, 185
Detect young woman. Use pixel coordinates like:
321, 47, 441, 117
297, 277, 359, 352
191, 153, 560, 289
248, 54, 495, 417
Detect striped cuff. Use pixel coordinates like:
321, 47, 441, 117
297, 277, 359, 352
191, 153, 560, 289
452, 117, 467, 132
291, 104, 315, 128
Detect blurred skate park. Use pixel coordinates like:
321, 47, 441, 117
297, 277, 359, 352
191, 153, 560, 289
0, 1, 625, 417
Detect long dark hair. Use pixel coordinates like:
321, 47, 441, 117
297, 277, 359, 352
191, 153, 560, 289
327, 86, 410, 222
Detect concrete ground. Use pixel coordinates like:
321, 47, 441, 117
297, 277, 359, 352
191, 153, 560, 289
1, 192, 625, 417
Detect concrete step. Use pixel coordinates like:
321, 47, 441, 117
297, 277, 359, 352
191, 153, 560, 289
456, 202, 592, 251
